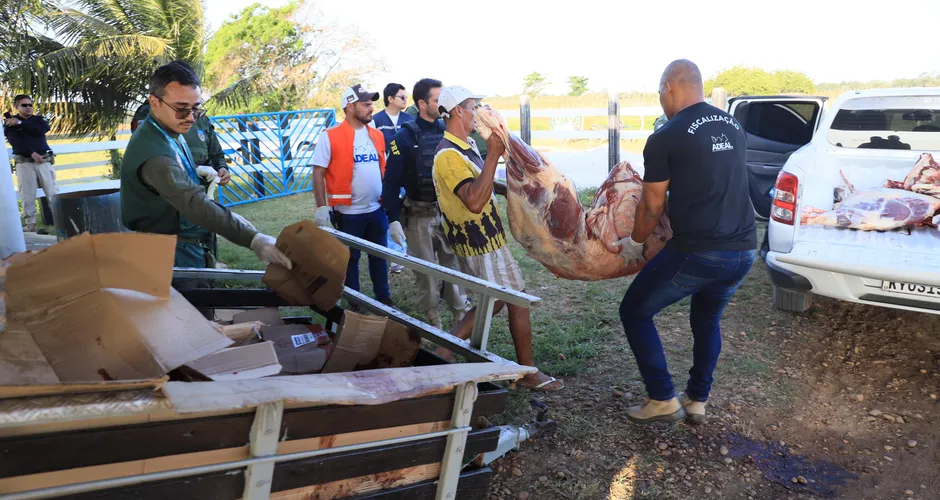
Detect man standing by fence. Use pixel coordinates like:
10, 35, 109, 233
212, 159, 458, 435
4, 94, 57, 232
119, 61, 291, 319
312, 84, 394, 307
382, 78, 471, 329
432, 85, 563, 392
616, 59, 756, 425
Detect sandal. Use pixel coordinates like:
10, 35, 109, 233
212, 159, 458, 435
517, 375, 565, 392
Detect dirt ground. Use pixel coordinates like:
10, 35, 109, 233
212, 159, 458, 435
219, 194, 939, 500
483, 257, 940, 500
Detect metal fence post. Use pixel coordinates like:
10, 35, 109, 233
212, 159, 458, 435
712, 87, 729, 111
279, 113, 292, 190
608, 91, 620, 172
520, 95, 531, 146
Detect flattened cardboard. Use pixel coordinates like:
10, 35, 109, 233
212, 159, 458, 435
185, 342, 281, 381
4, 232, 233, 383
374, 320, 422, 369
262, 220, 349, 310
0, 321, 58, 386
232, 307, 285, 326
263, 324, 331, 375
322, 312, 387, 373
220, 321, 263, 345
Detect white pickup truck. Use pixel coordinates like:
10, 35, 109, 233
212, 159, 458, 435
729, 88, 940, 315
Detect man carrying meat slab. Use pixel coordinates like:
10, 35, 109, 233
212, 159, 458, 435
432, 85, 563, 392
616, 60, 757, 424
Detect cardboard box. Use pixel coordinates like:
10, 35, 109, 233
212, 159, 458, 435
232, 307, 285, 326
2, 232, 233, 383
263, 324, 331, 375
322, 311, 388, 373
185, 342, 282, 381
218, 321, 263, 345
375, 320, 422, 369
262, 220, 349, 310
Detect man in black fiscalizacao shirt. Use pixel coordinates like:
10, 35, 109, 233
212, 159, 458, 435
615, 59, 757, 426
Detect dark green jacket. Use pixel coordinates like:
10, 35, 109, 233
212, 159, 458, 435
132, 103, 227, 169
120, 117, 193, 235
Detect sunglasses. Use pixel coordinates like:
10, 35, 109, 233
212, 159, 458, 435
395, 95, 407, 101
18, 103, 33, 108
154, 95, 205, 120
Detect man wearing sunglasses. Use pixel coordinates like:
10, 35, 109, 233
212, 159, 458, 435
4, 94, 58, 232
370, 83, 414, 153
119, 60, 291, 318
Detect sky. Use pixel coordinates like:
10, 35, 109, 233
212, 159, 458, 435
204, 0, 940, 97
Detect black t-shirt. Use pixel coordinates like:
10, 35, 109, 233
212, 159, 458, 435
643, 102, 757, 253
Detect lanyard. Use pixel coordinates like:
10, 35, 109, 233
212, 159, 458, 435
147, 116, 199, 182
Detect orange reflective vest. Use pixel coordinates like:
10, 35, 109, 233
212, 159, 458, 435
324, 121, 387, 207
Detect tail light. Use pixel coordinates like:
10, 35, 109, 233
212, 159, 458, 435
771, 172, 799, 225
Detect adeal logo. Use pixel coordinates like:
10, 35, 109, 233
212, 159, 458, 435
711, 134, 733, 152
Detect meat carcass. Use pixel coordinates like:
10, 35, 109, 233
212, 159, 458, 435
475, 105, 672, 281
885, 152, 940, 196
801, 187, 940, 231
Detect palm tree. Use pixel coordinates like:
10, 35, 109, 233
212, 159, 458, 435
0, 0, 209, 138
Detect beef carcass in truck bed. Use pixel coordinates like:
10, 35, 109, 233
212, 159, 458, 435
801, 155, 940, 231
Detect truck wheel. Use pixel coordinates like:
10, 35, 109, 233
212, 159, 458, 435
773, 286, 813, 313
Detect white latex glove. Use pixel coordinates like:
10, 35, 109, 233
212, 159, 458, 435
389, 221, 406, 246
612, 236, 645, 266
315, 206, 332, 228
250, 233, 292, 269
231, 211, 256, 232
196, 165, 218, 182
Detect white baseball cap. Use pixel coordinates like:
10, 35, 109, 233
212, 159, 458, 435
339, 84, 380, 109
438, 85, 485, 117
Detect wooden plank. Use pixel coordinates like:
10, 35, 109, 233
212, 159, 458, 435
270, 428, 499, 493
0, 413, 254, 479
1, 386, 506, 479
65, 470, 243, 500
352, 467, 493, 500
0, 421, 451, 495
243, 402, 283, 499
269, 463, 440, 499
43, 430, 497, 500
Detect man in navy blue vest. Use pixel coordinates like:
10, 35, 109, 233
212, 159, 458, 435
371, 83, 415, 154
382, 78, 470, 329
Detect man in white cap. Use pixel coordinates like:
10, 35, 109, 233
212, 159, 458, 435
432, 85, 563, 392
312, 84, 394, 307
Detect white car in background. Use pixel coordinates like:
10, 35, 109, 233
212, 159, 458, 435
733, 88, 940, 315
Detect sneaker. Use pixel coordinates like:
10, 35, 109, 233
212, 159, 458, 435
390, 263, 404, 274
24, 223, 36, 233
625, 397, 687, 425
379, 297, 397, 309
678, 393, 707, 425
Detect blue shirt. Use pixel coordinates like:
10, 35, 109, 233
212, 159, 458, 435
4, 115, 51, 156
372, 109, 415, 153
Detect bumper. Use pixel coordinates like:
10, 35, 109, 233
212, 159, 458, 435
767, 251, 940, 315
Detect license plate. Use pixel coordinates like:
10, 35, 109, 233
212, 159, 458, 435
882, 281, 940, 298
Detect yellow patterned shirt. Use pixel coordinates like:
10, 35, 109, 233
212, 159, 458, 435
432, 131, 507, 257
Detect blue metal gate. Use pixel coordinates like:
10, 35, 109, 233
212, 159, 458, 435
209, 109, 336, 207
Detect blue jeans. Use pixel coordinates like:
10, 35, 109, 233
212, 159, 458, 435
619, 246, 756, 402
333, 208, 391, 301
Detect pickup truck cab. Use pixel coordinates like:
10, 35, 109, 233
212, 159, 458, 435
735, 88, 940, 315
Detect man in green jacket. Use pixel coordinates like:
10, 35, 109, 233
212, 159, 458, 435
120, 60, 290, 318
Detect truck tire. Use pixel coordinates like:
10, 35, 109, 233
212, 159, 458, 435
773, 286, 813, 313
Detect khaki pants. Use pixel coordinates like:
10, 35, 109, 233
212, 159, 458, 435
404, 202, 471, 328
15, 161, 57, 226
